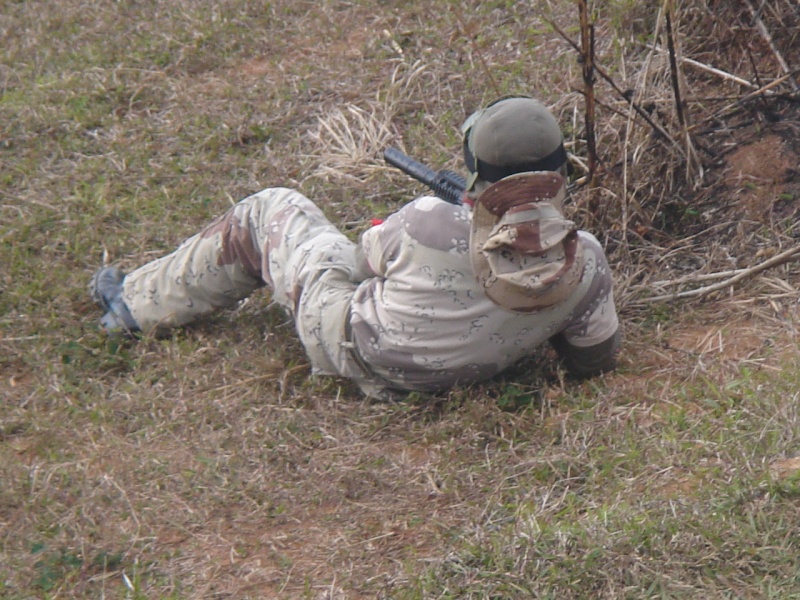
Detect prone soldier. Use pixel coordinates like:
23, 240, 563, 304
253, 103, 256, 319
90, 96, 621, 398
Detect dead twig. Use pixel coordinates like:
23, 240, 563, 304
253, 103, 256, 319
649, 268, 751, 288
631, 242, 800, 305
664, 4, 687, 132
577, 0, 598, 189
664, 0, 702, 184
545, 16, 684, 158
690, 70, 800, 131
648, 48, 768, 91
451, 10, 502, 99
743, 0, 799, 91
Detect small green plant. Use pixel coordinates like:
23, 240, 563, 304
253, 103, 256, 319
495, 383, 536, 411
31, 544, 83, 592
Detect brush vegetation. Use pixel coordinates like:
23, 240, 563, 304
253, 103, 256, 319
2, 1, 799, 598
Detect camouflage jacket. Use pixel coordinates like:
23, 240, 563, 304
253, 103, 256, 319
349, 195, 619, 392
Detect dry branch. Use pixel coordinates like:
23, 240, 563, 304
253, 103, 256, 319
545, 16, 684, 157
631, 242, 800, 305
744, 0, 799, 91
655, 50, 768, 91
664, 5, 687, 130
452, 10, 502, 98
691, 70, 800, 131
664, 1, 702, 184
577, 0, 598, 186
650, 268, 748, 287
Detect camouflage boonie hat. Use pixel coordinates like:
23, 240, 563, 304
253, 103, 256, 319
470, 171, 585, 313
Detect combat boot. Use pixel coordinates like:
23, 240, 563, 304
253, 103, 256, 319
89, 267, 140, 334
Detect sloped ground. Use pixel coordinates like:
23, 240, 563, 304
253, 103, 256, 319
1, 1, 799, 598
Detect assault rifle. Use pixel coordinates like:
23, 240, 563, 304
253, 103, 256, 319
383, 147, 466, 205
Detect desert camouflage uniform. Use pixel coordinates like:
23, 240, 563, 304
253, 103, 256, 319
121, 187, 618, 398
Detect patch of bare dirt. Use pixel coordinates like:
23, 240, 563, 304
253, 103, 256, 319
675, 100, 799, 237
770, 456, 800, 479
724, 133, 795, 221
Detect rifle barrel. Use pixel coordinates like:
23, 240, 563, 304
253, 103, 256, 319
383, 147, 465, 205
383, 147, 438, 184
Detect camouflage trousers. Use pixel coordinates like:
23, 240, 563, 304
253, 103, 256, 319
122, 187, 380, 393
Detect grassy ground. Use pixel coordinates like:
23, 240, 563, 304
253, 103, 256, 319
2, 1, 800, 598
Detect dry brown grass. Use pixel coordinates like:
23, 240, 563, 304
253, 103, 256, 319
2, 1, 800, 598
